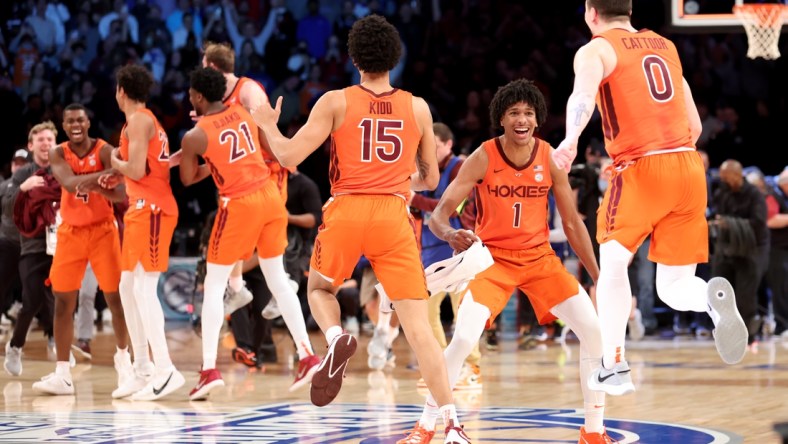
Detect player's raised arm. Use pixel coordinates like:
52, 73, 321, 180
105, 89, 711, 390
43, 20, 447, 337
429, 147, 485, 252
251, 90, 339, 167
554, 42, 606, 171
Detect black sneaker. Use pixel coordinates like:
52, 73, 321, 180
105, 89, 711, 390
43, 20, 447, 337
485, 329, 498, 351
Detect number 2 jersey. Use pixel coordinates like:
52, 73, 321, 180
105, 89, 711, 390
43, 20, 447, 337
329, 85, 422, 198
474, 137, 552, 251
59, 138, 113, 226
119, 108, 177, 215
593, 28, 694, 163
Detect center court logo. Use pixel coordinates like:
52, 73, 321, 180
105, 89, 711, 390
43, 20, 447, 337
0, 402, 740, 443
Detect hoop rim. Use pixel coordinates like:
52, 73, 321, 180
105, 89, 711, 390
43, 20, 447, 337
733, 3, 787, 27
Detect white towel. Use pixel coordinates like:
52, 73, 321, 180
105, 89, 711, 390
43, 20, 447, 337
377, 241, 494, 313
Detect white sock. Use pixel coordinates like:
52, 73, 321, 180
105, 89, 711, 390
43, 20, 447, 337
228, 274, 244, 293
134, 265, 173, 370
386, 325, 400, 347
580, 345, 606, 433
419, 400, 439, 430
376, 310, 392, 330
56, 361, 71, 376
259, 256, 313, 359
656, 264, 709, 312
202, 263, 235, 370
119, 271, 151, 366
427, 292, 489, 406
597, 241, 634, 368
439, 404, 458, 427
325, 325, 343, 345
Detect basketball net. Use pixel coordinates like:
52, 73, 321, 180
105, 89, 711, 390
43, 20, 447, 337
733, 4, 788, 60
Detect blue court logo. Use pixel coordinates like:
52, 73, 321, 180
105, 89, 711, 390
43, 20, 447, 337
0, 402, 740, 443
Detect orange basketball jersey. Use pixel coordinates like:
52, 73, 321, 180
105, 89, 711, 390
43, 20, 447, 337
474, 137, 551, 250
119, 108, 177, 215
594, 28, 694, 163
59, 139, 114, 226
329, 85, 422, 197
222, 77, 265, 108
197, 104, 270, 198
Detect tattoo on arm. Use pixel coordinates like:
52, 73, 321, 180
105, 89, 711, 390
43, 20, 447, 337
417, 152, 429, 179
572, 103, 590, 126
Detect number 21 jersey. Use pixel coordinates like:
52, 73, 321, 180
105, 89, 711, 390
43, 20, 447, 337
329, 85, 422, 198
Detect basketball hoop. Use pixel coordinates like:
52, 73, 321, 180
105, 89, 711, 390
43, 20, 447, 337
733, 3, 788, 60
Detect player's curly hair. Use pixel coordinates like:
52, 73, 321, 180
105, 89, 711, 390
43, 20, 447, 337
190, 67, 227, 103
116, 64, 154, 103
489, 79, 548, 130
347, 15, 402, 74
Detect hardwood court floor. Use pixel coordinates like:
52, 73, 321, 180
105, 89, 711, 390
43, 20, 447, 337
1, 323, 787, 443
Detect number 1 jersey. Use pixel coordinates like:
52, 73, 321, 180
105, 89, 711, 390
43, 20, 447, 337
329, 85, 422, 198
594, 28, 694, 163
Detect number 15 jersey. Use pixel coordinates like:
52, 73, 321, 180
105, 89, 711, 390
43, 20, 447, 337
594, 28, 694, 163
329, 85, 422, 198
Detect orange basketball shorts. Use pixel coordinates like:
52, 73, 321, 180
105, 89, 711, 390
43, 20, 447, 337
122, 204, 178, 272
311, 194, 428, 302
467, 243, 580, 327
596, 150, 708, 265
208, 181, 288, 265
50, 220, 121, 293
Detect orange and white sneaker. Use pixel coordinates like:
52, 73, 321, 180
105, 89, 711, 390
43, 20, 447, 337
290, 354, 321, 392
454, 364, 482, 391
579, 426, 617, 443
396, 422, 435, 444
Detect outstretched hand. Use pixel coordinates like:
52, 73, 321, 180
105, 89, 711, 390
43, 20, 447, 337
552, 139, 578, 173
251, 96, 283, 129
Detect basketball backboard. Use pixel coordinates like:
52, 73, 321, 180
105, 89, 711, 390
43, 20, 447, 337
670, 0, 787, 29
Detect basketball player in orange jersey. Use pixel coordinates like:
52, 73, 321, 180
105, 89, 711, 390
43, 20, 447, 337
202, 43, 314, 391
252, 15, 472, 444
32, 103, 131, 396
105, 64, 185, 400
178, 67, 320, 400
201, 43, 316, 375
405, 79, 615, 444
552, 0, 748, 395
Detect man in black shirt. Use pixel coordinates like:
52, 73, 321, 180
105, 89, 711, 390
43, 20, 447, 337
767, 170, 788, 338
0, 150, 30, 320
711, 159, 769, 344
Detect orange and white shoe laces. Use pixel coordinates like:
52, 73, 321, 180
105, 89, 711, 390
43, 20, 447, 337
397, 423, 436, 444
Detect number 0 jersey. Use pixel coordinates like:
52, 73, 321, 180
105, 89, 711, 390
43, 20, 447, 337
594, 28, 695, 163
59, 139, 114, 227
474, 137, 552, 251
197, 104, 270, 198
119, 108, 177, 214
329, 85, 422, 197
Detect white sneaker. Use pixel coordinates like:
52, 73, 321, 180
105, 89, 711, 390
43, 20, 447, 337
444, 419, 472, 443
367, 328, 388, 370
114, 351, 134, 389
628, 308, 645, 341
112, 361, 154, 399
223, 284, 253, 316
588, 360, 635, 396
344, 317, 360, 337
4, 343, 22, 376
130, 366, 185, 401
707, 277, 748, 364
261, 298, 281, 320
32, 372, 75, 395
